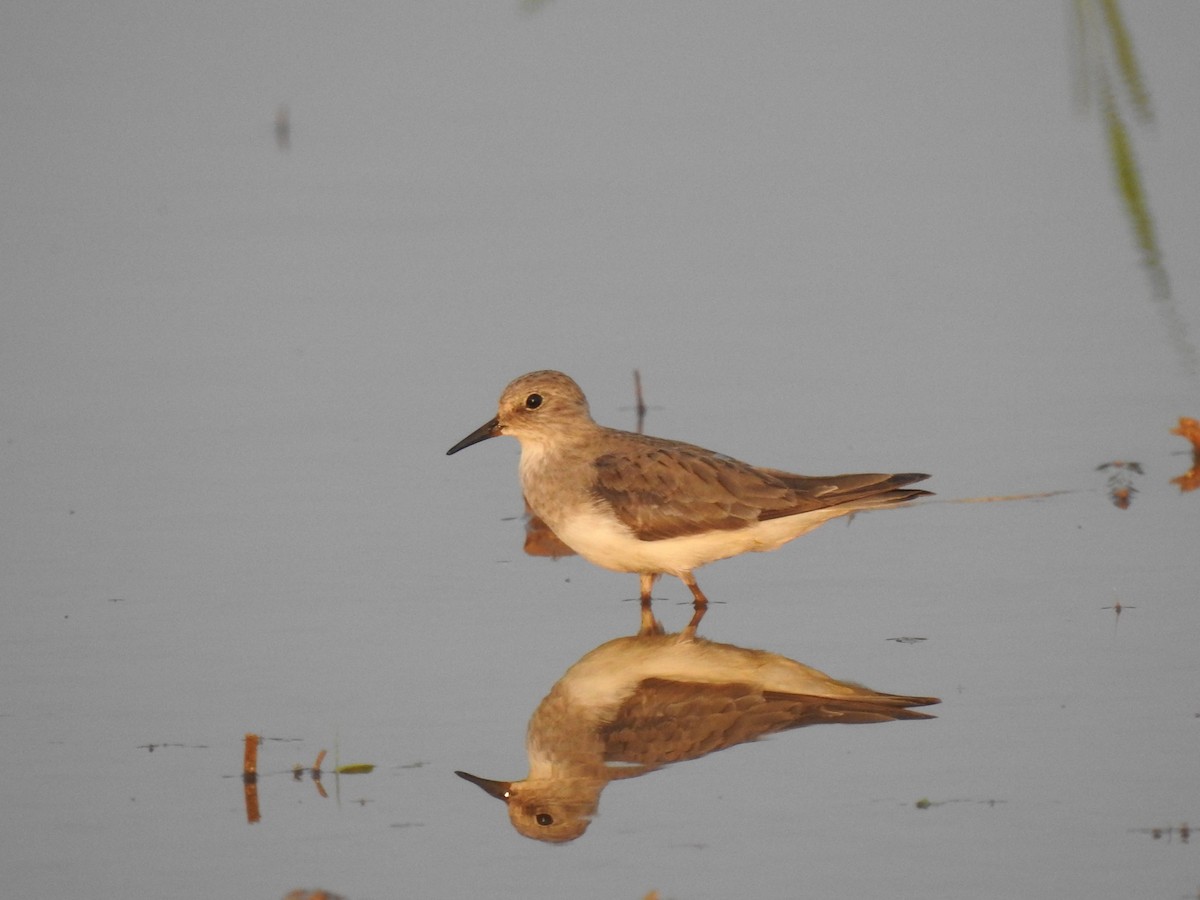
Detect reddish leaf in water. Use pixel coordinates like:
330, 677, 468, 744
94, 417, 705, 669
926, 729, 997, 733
1170, 416, 1200, 451
1170, 417, 1200, 494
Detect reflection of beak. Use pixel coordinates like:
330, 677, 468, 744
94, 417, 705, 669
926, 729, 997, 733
446, 417, 501, 455
455, 770, 512, 802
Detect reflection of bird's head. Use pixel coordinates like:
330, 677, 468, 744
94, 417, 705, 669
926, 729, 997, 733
455, 770, 601, 843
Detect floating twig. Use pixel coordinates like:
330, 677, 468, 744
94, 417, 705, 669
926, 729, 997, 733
242, 733, 260, 781
933, 490, 1076, 504
242, 733, 261, 823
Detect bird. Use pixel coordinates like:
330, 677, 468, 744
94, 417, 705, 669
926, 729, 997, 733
447, 370, 930, 635
456, 620, 939, 842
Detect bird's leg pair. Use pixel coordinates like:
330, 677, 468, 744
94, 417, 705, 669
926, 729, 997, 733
637, 573, 708, 640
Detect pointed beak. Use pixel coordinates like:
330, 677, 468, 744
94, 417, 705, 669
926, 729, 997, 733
455, 770, 512, 802
446, 417, 502, 455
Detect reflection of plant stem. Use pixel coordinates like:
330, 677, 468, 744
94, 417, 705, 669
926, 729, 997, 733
1071, 1, 1197, 377
1102, 86, 1156, 271
1098, 0, 1152, 120
1074, 1, 1164, 288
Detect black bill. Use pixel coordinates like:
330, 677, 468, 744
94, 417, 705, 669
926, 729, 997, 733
446, 417, 502, 455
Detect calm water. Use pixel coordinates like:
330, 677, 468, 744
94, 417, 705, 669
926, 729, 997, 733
4, 2, 1199, 898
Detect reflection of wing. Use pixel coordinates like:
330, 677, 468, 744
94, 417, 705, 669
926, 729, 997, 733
600, 678, 938, 766
522, 498, 576, 558
592, 440, 930, 541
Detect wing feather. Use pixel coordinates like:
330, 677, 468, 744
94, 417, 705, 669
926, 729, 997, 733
590, 436, 930, 541
599, 678, 938, 766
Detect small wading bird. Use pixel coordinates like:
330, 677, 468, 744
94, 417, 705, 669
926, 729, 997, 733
447, 370, 930, 635
456, 622, 939, 842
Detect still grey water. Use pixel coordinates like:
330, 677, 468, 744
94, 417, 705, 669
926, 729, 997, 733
3, 2, 1198, 898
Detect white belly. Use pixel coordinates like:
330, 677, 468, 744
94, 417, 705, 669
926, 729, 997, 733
551, 503, 845, 577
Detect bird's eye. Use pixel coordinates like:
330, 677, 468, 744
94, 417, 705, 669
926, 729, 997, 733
525, 393, 543, 410
535, 813, 554, 827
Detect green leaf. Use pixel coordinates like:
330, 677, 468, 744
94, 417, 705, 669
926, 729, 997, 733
335, 763, 375, 775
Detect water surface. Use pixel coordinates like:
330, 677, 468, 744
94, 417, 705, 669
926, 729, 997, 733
3, 3, 1199, 898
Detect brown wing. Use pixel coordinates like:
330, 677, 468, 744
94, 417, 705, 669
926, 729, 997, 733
591, 436, 931, 540
599, 678, 938, 767
754, 470, 932, 521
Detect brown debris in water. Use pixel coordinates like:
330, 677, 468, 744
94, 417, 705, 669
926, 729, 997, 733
243, 733, 262, 823
1170, 417, 1200, 492
1171, 416, 1200, 450
1096, 460, 1143, 509
242, 733, 260, 779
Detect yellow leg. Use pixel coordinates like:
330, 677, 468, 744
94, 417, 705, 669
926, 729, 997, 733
678, 572, 709, 641
637, 573, 664, 636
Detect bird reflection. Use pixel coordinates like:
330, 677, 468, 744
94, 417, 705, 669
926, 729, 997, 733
457, 620, 939, 842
